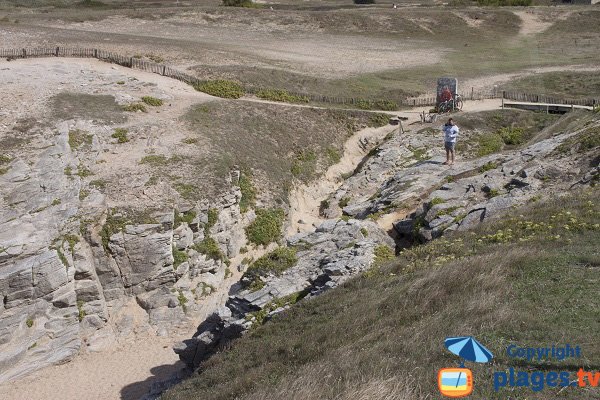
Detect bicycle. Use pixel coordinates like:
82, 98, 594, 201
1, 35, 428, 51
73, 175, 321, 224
437, 94, 463, 114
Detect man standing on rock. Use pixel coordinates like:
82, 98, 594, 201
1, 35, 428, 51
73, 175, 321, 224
443, 118, 459, 165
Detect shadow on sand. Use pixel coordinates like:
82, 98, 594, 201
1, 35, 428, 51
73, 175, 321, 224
120, 361, 189, 400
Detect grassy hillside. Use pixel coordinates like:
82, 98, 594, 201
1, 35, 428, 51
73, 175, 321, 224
164, 189, 599, 400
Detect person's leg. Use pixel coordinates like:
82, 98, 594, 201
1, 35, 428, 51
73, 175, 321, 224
444, 146, 450, 165
450, 145, 455, 164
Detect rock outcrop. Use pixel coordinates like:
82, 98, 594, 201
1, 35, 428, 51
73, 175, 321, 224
174, 219, 394, 369
0, 121, 248, 381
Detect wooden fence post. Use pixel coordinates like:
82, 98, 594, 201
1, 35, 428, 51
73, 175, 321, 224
22, 48, 26, 58
471, 87, 474, 100
502, 91, 505, 110
94, 49, 98, 58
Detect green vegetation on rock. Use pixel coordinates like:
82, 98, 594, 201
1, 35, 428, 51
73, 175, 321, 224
141, 96, 164, 107
68, 129, 93, 150
239, 172, 257, 213
193, 237, 225, 262
246, 208, 285, 246
243, 247, 298, 291
111, 128, 129, 143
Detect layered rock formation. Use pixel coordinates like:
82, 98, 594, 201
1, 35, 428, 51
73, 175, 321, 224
0, 123, 247, 380
174, 218, 395, 369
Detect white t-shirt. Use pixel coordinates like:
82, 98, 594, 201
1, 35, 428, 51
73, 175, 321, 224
443, 124, 459, 143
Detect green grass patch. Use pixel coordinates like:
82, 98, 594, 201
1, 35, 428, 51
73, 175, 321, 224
193, 237, 225, 262
99, 209, 158, 252
174, 210, 196, 228
76, 165, 93, 178
479, 161, 498, 173
111, 128, 129, 143
140, 155, 168, 166
325, 147, 341, 164
291, 150, 317, 180
555, 125, 600, 155
243, 247, 298, 290
195, 80, 245, 99
256, 89, 308, 104
239, 172, 257, 213
89, 179, 107, 190
373, 244, 394, 266
206, 208, 219, 234
172, 246, 188, 270
122, 103, 147, 113
246, 208, 285, 246
141, 96, 164, 107
68, 129, 93, 150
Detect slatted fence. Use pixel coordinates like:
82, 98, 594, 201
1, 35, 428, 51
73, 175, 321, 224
2, 47, 598, 110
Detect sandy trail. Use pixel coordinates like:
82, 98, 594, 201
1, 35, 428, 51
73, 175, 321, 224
287, 124, 398, 236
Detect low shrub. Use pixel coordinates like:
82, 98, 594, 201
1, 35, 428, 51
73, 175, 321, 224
193, 237, 224, 261
479, 161, 498, 173
140, 155, 168, 166
373, 244, 394, 266
111, 128, 129, 143
338, 197, 350, 208
172, 246, 188, 269
368, 113, 390, 128
476, 133, 503, 156
246, 208, 285, 245
243, 247, 298, 289
123, 103, 147, 113
141, 96, 164, 107
497, 127, 525, 145
256, 89, 309, 104
239, 173, 257, 213
222, 0, 259, 6
68, 129, 93, 150
195, 80, 245, 99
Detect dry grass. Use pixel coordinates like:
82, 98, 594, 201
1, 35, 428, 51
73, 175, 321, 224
179, 100, 379, 202
452, 109, 560, 158
164, 189, 599, 400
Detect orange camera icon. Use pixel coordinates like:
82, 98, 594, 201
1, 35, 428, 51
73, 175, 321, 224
438, 368, 473, 398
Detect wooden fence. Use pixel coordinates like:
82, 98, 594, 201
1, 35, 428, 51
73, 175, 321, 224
2, 47, 598, 110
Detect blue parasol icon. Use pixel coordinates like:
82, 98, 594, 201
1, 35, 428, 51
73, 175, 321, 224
445, 336, 493, 364
444, 336, 493, 388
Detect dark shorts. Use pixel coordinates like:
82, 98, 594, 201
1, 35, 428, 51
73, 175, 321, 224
445, 141, 456, 151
